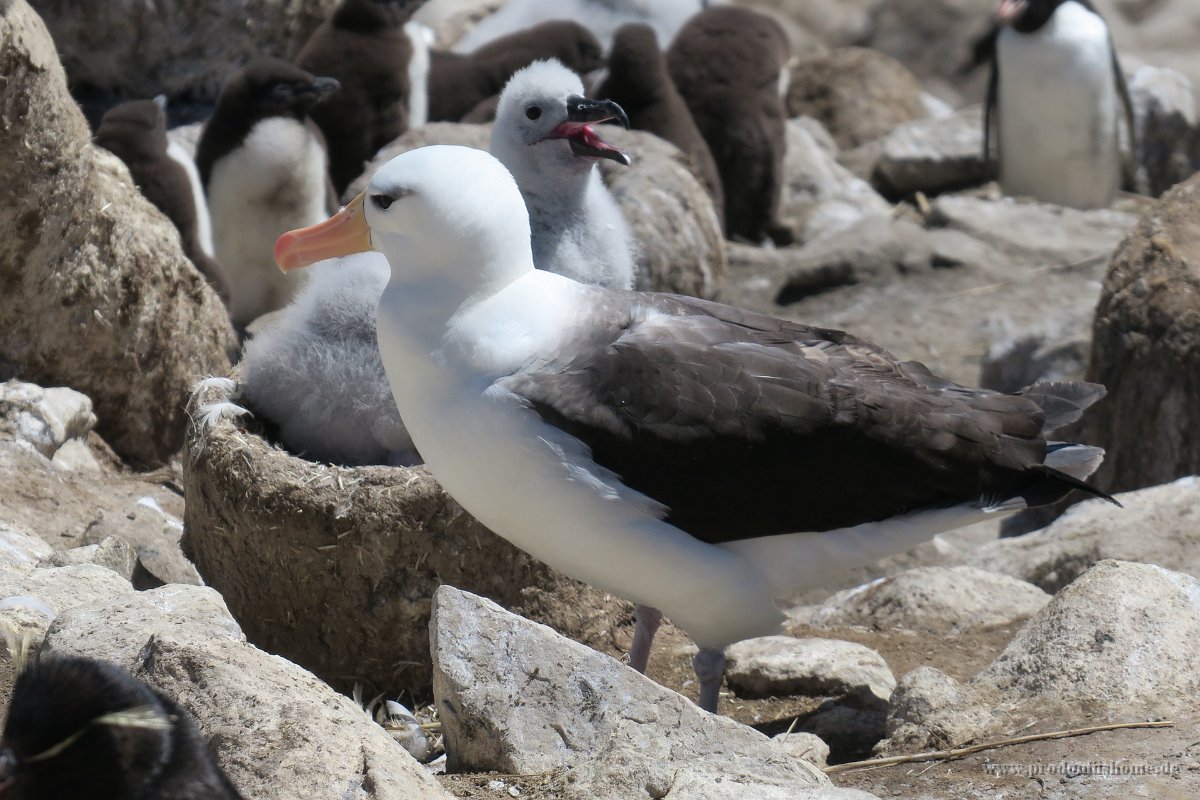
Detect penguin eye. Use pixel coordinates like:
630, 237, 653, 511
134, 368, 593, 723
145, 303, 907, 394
371, 194, 394, 210
525, 105, 542, 121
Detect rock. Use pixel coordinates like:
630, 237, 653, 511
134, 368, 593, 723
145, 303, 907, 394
183, 377, 627, 697
873, 106, 992, 197
352, 123, 726, 298
83, 497, 201, 588
786, 48, 926, 151
781, 118, 891, 244
971, 476, 1200, 592
28, 0, 338, 101
929, 195, 1137, 263
40, 536, 137, 581
430, 586, 873, 800
1084, 172, 1200, 494
773, 731, 831, 769
979, 333, 1089, 391
0, 2, 236, 466
0, 523, 54, 571
810, 567, 1050, 634
1128, 64, 1200, 196
597, 127, 726, 297
883, 560, 1200, 749
724, 636, 896, 707
0, 564, 134, 646
42, 585, 453, 800
0, 381, 96, 459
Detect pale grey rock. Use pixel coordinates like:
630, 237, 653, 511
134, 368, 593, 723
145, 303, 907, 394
43, 585, 453, 800
0, 380, 96, 460
40, 536, 137, 581
1128, 64, 1200, 196
42, 583, 243, 662
0, 523, 53, 571
84, 497, 201, 587
971, 477, 1200, 593
50, 437, 100, 472
811, 567, 1050, 634
781, 118, 891, 244
773, 731, 831, 769
430, 587, 870, 800
874, 106, 992, 196
882, 560, 1200, 750
928, 195, 1138, 264
0, 564, 133, 645
724, 636, 896, 707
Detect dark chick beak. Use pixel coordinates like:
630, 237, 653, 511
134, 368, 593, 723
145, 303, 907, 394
549, 95, 633, 166
566, 95, 630, 129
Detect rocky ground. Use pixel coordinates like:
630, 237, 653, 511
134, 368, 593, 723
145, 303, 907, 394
3, 0, 1200, 798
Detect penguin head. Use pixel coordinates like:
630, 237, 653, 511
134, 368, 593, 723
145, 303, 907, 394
217, 58, 340, 124
998, 0, 1080, 32
606, 24, 666, 98
491, 59, 631, 182
0, 656, 175, 799
532, 21, 605, 77
94, 99, 169, 162
333, 0, 424, 31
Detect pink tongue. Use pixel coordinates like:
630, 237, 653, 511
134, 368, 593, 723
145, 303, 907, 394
572, 124, 608, 150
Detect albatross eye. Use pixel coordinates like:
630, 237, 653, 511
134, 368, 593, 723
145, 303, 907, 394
525, 105, 542, 121
371, 194, 394, 210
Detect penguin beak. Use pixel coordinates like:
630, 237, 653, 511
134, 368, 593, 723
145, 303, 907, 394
543, 96, 632, 166
274, 192, 372, 272
997, 0, 1028, 23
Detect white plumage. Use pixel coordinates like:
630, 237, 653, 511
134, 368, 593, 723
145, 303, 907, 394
208, 117, 330, 326
165, 140, 215, 259
995, 1, 1124, 208
238, 62, 635, 465
490, 59, 637, 290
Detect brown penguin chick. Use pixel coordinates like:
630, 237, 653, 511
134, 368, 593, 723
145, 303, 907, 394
428, 20, 603, 122
595, 23, 725, 231
295, 0, 425, 196
667, 7, 793, 246
94, 100, 232, 303
0, 655, 243, 799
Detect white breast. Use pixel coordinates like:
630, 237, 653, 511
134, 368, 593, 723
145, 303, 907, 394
996, 1, 1123, 209
207, 117, 330, 326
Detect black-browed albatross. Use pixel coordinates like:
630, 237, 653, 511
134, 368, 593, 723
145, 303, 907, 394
275, 145, 1115, 713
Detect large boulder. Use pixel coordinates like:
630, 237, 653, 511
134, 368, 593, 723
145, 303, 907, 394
0, 1, 236, 466
430, 586, 878, 800
1084, 172, 1200, 493
28, 0, 338, 101
182, 377, 627, 697
884, 560, 1200, 751
42, 584, 454, 800
786, 48, 926, 151
873, 106, 992, 197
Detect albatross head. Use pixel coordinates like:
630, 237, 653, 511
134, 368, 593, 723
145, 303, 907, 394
274, 145, 535, 290
490, 59, 631, 187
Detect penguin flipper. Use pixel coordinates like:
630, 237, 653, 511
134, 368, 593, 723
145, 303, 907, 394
1110, 41, 1139, 193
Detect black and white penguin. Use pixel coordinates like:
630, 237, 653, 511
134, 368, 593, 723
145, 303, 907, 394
667, 7, 793, 246
986, 0, 1135, 209
427, 20, 603, 123
295, 0, 427, 196
594, 22, 724, 229
196, 58, 340, 327
0, 655, 242, 799
94, 99, 232, 303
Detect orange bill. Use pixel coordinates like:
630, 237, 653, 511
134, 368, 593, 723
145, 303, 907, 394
274, 192, 372, 272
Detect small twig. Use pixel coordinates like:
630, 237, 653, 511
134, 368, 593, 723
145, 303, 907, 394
937, 251, 1108, 300
824, 720, 1174, 775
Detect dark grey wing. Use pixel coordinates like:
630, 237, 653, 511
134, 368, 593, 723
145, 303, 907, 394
1111, 43, 1139, 192
498, 294, 1094, 543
